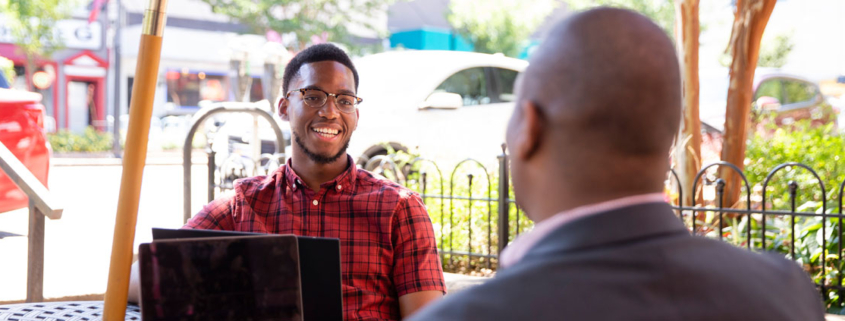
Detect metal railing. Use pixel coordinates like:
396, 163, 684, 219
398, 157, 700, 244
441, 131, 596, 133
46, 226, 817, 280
200, 141, 845, 306
182, 102, 287, 223
0, 142, 63, 303
668, 162, 845, 306
364, 145, 524, 273
367, 147, 845, 306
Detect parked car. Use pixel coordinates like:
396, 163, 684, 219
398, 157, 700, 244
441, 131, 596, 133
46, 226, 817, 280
350, 50, 528, 167
697, 68, 838, 163
699, 68, 837, 134
0, 71, 51, 213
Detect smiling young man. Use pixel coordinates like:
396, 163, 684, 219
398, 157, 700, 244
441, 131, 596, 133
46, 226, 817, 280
127, 44, 445, 320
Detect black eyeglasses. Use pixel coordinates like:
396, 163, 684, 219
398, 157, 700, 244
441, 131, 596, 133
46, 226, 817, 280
286, 88, 362, 114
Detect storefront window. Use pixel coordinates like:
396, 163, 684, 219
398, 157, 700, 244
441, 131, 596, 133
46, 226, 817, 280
165, 70, 228, 107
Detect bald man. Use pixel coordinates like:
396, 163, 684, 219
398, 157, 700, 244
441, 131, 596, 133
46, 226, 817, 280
409, 8, 824, 321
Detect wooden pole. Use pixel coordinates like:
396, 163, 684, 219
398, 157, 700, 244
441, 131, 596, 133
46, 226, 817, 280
720, 0, 776, 208
102, 0, 168, 319
25, 201, 44, 303
673, 0, 702, 208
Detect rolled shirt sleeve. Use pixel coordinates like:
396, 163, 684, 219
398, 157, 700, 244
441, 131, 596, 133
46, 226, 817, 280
390, 192, 447, 296
183, 193, 237, 230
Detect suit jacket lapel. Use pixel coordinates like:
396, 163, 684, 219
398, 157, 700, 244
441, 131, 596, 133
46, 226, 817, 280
520, 202, 689, 263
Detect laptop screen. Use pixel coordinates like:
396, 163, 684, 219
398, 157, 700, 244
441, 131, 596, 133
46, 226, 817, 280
147, 228, 343, 321
139, 235, 303, 320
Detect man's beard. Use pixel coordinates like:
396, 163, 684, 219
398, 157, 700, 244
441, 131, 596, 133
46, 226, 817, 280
293, 131, 350, 164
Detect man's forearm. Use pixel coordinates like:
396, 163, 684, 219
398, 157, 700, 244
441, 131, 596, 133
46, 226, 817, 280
399, 290, 443, 318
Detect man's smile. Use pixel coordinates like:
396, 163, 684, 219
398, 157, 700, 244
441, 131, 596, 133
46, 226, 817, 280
311, 126, 342, 141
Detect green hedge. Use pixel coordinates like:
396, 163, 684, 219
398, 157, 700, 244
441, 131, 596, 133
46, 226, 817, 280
48, 126, 113, 152
743, 120, 845, 313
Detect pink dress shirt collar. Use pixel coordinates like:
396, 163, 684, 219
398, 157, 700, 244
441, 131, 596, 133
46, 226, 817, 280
498, 193, 667, 269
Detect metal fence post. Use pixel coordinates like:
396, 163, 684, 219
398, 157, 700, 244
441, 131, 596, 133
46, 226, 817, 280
497, 144, 510, 256
26, 199, 45, 303
207, 148, 216, 203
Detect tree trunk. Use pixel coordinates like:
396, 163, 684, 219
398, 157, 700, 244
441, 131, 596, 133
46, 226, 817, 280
673, 0, 702, 207
720, 0, 776, 208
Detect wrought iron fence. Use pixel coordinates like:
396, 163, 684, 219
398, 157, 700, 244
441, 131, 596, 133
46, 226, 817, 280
366, 148, 845, 306
203, 144, 845, 305
365, 146, 528, 275
668, 161, 845, 308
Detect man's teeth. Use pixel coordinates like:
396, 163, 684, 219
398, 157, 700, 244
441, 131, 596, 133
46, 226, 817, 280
312, 128, 339, 136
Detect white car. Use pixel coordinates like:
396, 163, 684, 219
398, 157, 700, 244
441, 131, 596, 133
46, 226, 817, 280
699, 68, 832, 133
350, 50, 528, 167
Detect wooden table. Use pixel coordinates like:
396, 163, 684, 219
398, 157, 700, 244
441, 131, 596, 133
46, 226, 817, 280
0, 301, 140, 320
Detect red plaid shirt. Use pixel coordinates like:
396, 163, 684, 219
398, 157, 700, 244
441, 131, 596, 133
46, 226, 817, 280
184, 156, 446, 320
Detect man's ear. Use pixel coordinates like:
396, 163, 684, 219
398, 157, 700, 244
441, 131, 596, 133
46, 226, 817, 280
279, 97, 290, 121
513, 100, 543, 161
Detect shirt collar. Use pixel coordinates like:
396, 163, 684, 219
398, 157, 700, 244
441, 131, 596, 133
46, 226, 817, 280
499, 193, 667, 269
282, 154, 358, 193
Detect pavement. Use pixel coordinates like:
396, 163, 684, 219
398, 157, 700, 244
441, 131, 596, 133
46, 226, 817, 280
0, 155, 213, 302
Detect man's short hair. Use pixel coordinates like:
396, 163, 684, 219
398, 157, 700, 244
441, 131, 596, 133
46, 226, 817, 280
282, 44, 359, 95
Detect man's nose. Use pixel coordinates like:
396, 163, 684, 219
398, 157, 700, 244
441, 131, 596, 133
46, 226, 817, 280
317, 97, 340, 119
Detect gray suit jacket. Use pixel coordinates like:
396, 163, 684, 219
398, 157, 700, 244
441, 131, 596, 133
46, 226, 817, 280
410, 203, 825, 321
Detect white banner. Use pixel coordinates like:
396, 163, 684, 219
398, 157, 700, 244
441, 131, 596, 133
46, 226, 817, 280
0, 16, 103, 51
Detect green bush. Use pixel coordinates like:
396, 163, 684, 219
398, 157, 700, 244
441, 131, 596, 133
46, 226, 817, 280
48, 126, 114, 152
731, 120, 845, 313
382, 121, 845, 311
378, 148, 530, 276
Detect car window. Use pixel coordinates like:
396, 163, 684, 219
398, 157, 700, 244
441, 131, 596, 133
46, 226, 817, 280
754, 79, 783, 102
782, 79, 817, 105
435, 67, 491, 106
494, 68, 519, 102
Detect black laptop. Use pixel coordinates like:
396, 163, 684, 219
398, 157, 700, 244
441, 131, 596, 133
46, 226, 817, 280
139, 228, 343, 321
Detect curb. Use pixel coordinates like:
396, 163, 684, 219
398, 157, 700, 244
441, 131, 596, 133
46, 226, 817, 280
52, 157, 209, 167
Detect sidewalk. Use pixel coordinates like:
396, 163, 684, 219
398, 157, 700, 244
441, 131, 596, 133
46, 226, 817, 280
50, 150, 210, 166
0, 159, 212, 302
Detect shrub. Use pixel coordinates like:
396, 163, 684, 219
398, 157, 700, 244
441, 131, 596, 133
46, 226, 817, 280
377, 148, 530, 276
738, 120, 844, 313
48, 126, 113, 152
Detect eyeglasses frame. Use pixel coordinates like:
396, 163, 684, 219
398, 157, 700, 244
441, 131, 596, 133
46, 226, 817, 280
285, 88, 363, 113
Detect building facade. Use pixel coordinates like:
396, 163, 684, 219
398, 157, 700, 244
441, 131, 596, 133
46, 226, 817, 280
0, 6, 110, 133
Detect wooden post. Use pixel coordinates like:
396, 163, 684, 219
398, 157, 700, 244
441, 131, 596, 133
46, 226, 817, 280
103, 0, 169, 318
26, 200, 45, 303
673, 0, 702, 208
0, 142, 61, 303
720, 0, 776, 207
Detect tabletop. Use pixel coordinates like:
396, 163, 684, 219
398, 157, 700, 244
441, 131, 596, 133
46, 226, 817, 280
0, 301, 140, 321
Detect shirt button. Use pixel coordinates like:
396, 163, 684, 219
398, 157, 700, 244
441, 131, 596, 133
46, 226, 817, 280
336, 185, 342, 191
296, 179, 302, 185
312, 200, 319, 206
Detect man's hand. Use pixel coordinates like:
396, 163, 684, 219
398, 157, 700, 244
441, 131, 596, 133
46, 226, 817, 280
127, 261, 141, 303
398, 290, 443, 318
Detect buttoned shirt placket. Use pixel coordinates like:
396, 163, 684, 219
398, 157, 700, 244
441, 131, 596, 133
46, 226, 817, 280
310, 185, 327, 233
